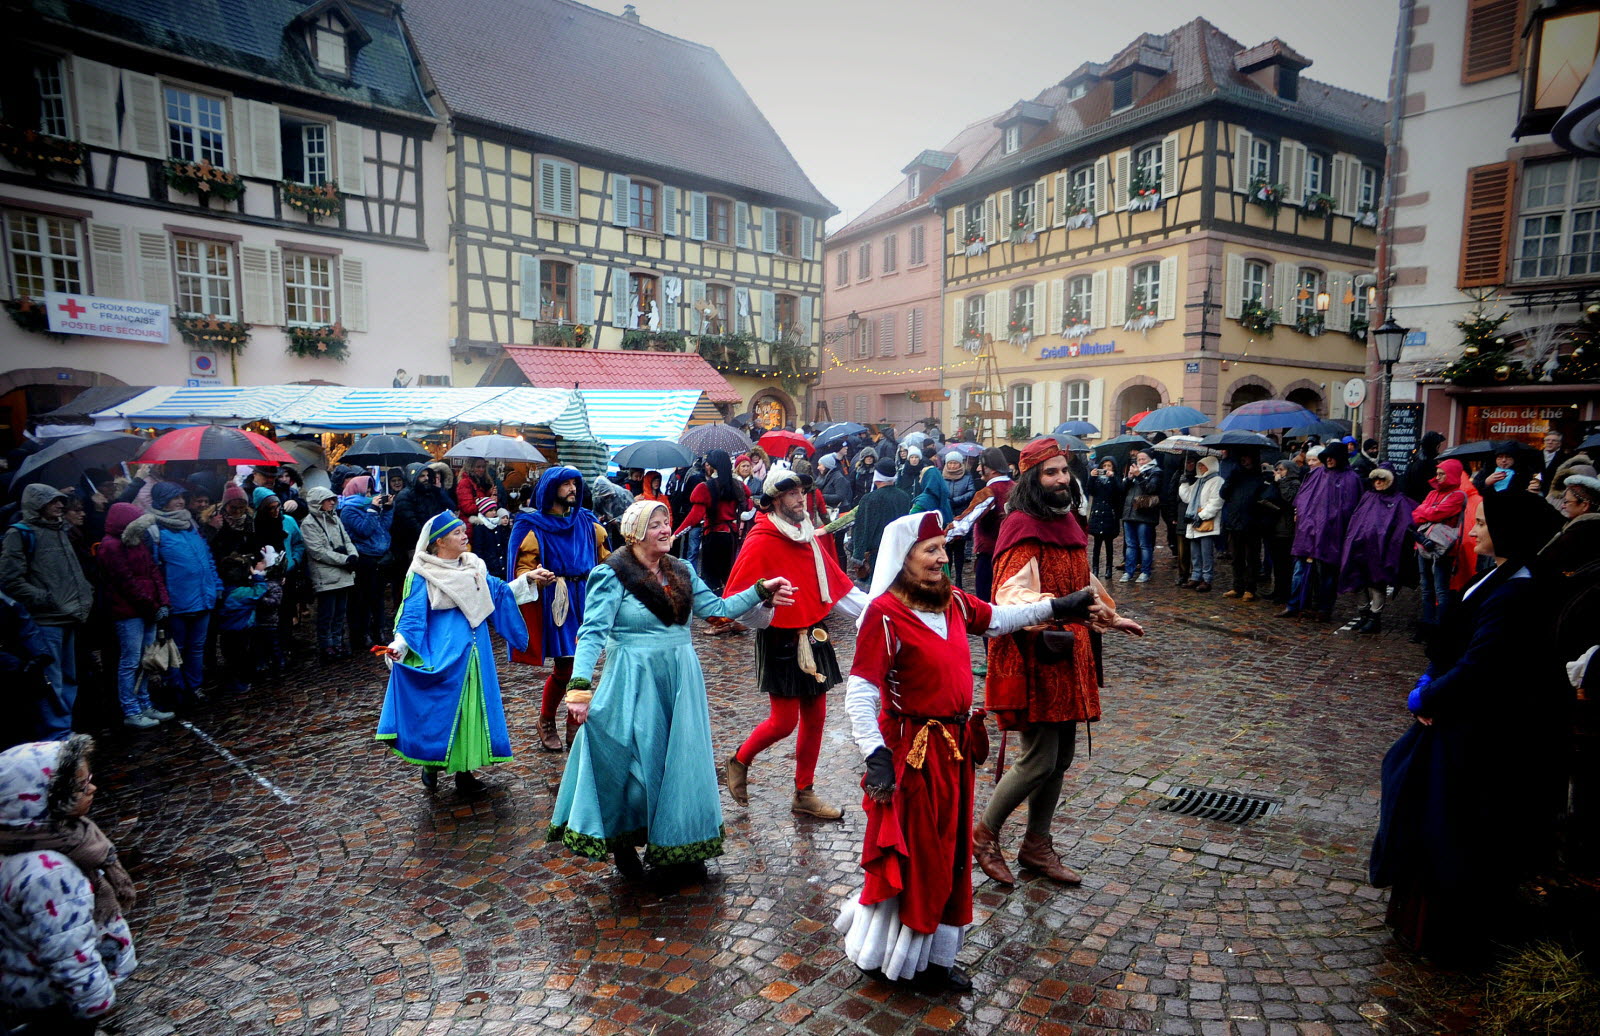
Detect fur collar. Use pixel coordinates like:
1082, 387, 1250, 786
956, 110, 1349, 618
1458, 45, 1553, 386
607, 544, 692, 627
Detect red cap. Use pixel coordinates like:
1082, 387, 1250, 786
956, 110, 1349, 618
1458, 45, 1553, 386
1018, 437, 1063, 474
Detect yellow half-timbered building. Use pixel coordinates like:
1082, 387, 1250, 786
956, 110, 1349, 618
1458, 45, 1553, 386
406, 0, 834, 428
936, 22, 1385, 441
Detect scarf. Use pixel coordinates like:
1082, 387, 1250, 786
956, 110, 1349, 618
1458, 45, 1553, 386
607, 545, 692, 627
0, 818, 135, 924
767, 507, 834, 603
148, 506, 195, 532
410, 549, 494, 627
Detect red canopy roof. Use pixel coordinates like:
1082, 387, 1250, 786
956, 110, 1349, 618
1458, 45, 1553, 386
503, 345, 742, 405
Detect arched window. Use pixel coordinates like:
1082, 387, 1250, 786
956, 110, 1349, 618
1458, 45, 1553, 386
1295, 268, 1324, 322
1227, 383, 1272, 412
1066, 274, 1092, 330
1242, 260, 1268, 306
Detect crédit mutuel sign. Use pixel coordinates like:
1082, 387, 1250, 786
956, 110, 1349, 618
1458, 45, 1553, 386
1038, 340, 1118, 359
45, 292, 170, 344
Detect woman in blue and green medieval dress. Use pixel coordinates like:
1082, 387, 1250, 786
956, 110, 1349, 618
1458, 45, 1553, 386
377, 511, 538, 795
548, 500, 795, 880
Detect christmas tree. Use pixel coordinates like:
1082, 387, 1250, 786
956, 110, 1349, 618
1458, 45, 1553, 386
1438, 297, 1522, 385
1556, 302, 1600, 382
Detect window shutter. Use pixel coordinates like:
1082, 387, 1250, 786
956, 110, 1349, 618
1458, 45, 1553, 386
1330, 154, 1349, 214
1032, 283, 1048, 335
557, 163, 575, 217
1345, 159, 1366, 215
688, 279, 706, 332
993, 288, 1010, 338
1224, 253, 1245, 320
240, 245, 280, 324
1280, 140, 1306, 202
760, 290, 776, 340
538, 159, 559, 213
735, 202, 751, 248
734, 286, 750, 333
612, 270, 633, 328
243, 102, 282, 181
133, 230, 171, 306
662, 186, 679, 236
877, 311, 893, 355
339, 256, 368, 332
799, 296, 814, 345
119, 70, 164, 159
1161, 133, 1180, 197
86, 223, 129, 299
662, 285, 679, 332
335, 122, 365, 195
801, 216, 816, 260
1234, 128, 1254, 192
1094, 156, 1110, 215
952, 205, 966, 247
1273, 262, 1297, 323
1050, 278, 1066, 333
1088, 378, 1105, 433
688, 192, 708, 240
1113, 150, 1131, 211
1033, 179, 1049, 232
1109, 267, 1127, 324
998, 192, 1012, 237
1463, 0, 1520, 83
1158, 256, 1179, 322
1053, 173, 1069, 226
1459, 161, 1516, 288
612, 175, 632, 227
70, 56, 120, 149
761, 209, 777, 253
1325, 272, 1352, 332
519, 256, 541, 320
1090, 269, 1108, 328
576, 263, 598, 324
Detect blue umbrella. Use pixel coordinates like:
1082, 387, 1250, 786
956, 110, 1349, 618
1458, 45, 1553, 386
1133, 405, 1210, 432
813, 421, 869, 450
1288, 418, 1353, 438
1217, 399, 1320, 432
1052, 420, 1099, 436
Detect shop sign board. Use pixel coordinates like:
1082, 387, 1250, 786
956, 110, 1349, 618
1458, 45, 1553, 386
44, 292, 169, 343
1461, 404, 1571, 448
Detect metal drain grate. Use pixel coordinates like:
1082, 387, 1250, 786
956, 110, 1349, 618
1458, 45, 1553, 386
1158, 786, 1281, 824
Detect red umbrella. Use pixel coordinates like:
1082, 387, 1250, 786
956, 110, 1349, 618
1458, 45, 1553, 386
139, 425, 295, 466
1124, 409, 1152, 429
758, 429, 813, 458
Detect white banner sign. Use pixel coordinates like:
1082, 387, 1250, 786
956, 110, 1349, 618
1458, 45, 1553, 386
44, 292, 169, 343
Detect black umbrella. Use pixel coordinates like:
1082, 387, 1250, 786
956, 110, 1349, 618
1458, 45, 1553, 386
1091, 433, 1153, 463
1580, 431, 1600, 453
1289, 418, 1354, 438
728, 413, 754, 428
1050, 432, 1090, 453
1199, 430, 1276, 449
613, 439, 695, 470
11, 431, 147, 496
343, 433, 431, 466
813, 422, 868, 450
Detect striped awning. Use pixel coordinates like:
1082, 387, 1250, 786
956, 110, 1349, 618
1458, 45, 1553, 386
579, 390, 702, 463
90, 385, 324, 428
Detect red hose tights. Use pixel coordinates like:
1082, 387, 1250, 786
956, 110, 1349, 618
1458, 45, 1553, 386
735, 693, 826, 789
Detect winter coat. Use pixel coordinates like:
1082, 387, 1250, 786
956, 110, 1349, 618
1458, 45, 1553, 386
1120, 463, 1164, 524
944, 470, 977, 516
818, 463, 855, 511
146, 513, 223, 616
1546, 452, 1595, 509
95, 503, 168, 622
0, 486, 94, 626
1338, 485, 1417, 592
1220, 466, 1274, 534
298, 488, 357, 593
338, 495, 393, 558
1179, 463, 1224, 539
1085, 472, 1124, 536
219, 576, 272, 631
390, 481, 454, 557
1269, 471, 1301, 540
455, 469, 500, 516
248, 487, 304, 571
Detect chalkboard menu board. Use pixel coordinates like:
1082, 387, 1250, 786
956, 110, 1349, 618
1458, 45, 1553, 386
1383, 402, 1424, 478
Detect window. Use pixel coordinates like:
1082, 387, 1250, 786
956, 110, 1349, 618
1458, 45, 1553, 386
283, 252, 334, 326
958, 385, 976, 418
1295, 268, 1325, 320
165, 87, 227, 166
34, 58, 70, 138
854, 394, 869, 422
708, 196, 732, 244
835, 251, 849, 287
857, 242, 872, 279
1516, 156, 1600, 279
907, 170, 920, 199
626, 272, 659, 328
965, 294, 985, 335
1063, 381, 1090, 422
1067, 82, 1089, 100
1243, 260, 1268, 305
310, 13, 350, 77
882, 233, 897, 274
1013, 284, 1035, 332
174, 238, 235, 319
1132, 261, 1161, 313
706, 283, 731, 334
1070, 165, 1095, 213
856, 315, 875, 359
1067, 274, 1092, 328
4, 211, 82, 298
908, 225, 926, 266
281, 117, 330, 185
540, 260, 572, 322
878, 312, 895, 355
1248, 138, 1273, 182
1349, 278, 1370, 330
1359, 165, 1378, 210
776, 211, 799, 257
628, 181, 658, 232
1014, 183, 1034, 229
537, 159, 578, 218
1011, 383, 1034, 427
1279, 67, 1299, 102
1135, 144, 1164, 187
966, 201, 984, 240
907, 307, 925, 354
1003, 125, 1020, 154
1112, 75, 1134, 110
774, 293, 798, 337
1305, 152, 1325, 196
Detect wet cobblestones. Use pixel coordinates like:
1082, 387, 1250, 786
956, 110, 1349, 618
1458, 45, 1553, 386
89, 554, 1469, 1034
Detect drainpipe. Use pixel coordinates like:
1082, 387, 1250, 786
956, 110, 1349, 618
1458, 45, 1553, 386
1371, 0, 1414, 443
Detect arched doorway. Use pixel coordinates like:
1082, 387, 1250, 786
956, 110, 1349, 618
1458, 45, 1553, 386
1285, 387, 1324, 417
1226, 383, 1272, 412
0, 368, 123, 451
750, 388, 796, 431
1116, 384, 1162, 430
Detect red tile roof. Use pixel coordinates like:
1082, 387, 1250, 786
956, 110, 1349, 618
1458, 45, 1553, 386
503, 346, 742, 405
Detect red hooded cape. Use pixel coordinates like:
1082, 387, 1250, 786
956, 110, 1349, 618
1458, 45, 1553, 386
725, 513, 855, 628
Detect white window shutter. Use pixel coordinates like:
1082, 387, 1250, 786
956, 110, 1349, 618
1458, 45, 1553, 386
1281, 140, 1306, 201
1234, 128, 1253, 192
1158, 256, 1179, 322
761, 209, 777, 253
269, 248, 284, 322
242, 101, 282, 181
611, 270, 633, 328
688, 279, 706, 332
133, 230, 171, 306
1090, 269, 1108, 328
335, 122, 365, 194
662, 186, 679, 236
1161, 133, 1180, 197
1326, 272, 1352, 331
119, 70, 164, 159
1033, 179, 1049, 232
1224, 253, 1245, 320
1345, 159, 1365, 214
557, 163, 575, 217
1330, 154, 1348, 213
1094, 157, 1110, 215
799, 296, 814, 343
1114, 151, 1132, 211
519, 256, 541, 320
240, 245, 275, 324
734, 286, 750, 333
576, 264, 598, 324
735, 202, 751, 248
801, 216, 816, 260
1032, 284, 1047, 335
662, 286, 679, 331
538, 159, 558, 213
689, 193, 708, 240
1088, 378, 1105, 432
998, 192, 1012, 237
612, 175, 632, 227
983, 196, 996, 241
994, 288, 1010, 337
952, 205, 966, 247
71, 56, 120, 149
760, 290, 776, 340
86, 223, 129, 299
1050, 278, 1066, 333
1273, 262, 1296, 323
1109, 266, 1128, 323
339, 256, 368, 332
1053, 173, 1069, 226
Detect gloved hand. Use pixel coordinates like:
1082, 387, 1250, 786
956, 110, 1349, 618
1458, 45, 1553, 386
344, 553, 359, 568
1050, 589, 1095, 622
863, 746, 894, 802
1406, 673, 1431, 714
283, 499, 300, 515
155, 606, 169, 622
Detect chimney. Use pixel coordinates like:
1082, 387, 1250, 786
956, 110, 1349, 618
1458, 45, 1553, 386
622, 4, 640, 23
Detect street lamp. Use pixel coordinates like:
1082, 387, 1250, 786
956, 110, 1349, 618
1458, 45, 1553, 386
822, 311, 861, 344
1371, 312, 1408, 453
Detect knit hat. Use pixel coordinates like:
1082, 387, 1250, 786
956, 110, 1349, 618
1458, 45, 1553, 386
874, 457, 897, 481
818, 452, 839, 472
150, 480, 187, 510
426, 510, 463, 543
1017, 437, 1062, 474
221, 482, 248, 506
1564, 473, 1600, 495
1306, 445, 1326, 461
475, 496, 499, 517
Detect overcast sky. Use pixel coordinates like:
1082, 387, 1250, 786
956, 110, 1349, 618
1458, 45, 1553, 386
617, 0, 1403, 230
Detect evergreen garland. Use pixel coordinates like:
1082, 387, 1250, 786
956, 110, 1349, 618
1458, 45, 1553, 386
1557, 303, 1600, 383
1439, 300, 1523, 385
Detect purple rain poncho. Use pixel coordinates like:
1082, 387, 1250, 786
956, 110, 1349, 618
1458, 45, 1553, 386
1338, 484, 1417, 592
1289, 465, 1363, 563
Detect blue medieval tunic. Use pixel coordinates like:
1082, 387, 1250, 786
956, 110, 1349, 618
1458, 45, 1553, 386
375, 569, 529, 771
548, 560, 765, 865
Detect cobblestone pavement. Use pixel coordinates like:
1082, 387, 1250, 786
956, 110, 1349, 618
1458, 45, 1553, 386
88, 551, 1475, 1035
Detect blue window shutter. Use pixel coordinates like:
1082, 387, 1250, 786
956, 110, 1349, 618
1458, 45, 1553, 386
798, 296, 814, 343
734, 286, 751, 333
612, 269, 634, 328
689, 280, 706, 331
761, 210, 777, 253
760, 290, 776, 340
576, 263, 597, 325
537, 160, 558, 214
557, 162, 576, 217
663, 187, 680, 236
800, 216, 815, 260
611, 175, 632, 227
689, 193, 708, 240
735, 202, 751, 248
663, 284, 679, 331
519, 256, 541, 320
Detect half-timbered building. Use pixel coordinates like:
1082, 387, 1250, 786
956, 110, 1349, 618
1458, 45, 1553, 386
405, 0, 834, 429
935, 20, 1385, 440
0, 0, 448, 440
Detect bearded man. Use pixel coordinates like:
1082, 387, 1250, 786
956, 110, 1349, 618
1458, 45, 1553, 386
724, 467, 869, 820
835, 512, 1133, 990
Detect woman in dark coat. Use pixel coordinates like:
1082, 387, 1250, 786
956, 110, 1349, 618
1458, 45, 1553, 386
1085, 458, 1123, 581
1369, 490, 1567, 965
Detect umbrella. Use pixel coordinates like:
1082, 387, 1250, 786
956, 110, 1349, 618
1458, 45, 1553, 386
678, 423, 750, 457
813, 421, 869, 450
900, 431, 930, 449
342, 433, 431, 466
1051, 432, 1091, 453
1199, 430, 1276, 449
1153, 434, 1218, 456
613, 439, 695, 470
1287, 418, 1354, 438
139, 425, 294, 466
728, 413, 754, 428
943, 442, 984, 459
1218, 399, 1320, 432
11, 431, 147, 494
998, 445, 1021, 470
1052, 420, 1099, 436
444, 435, 548, 464
1123, 409, 1152, 429
759, 429, 812, 458
1091, 433, 1152, 463
1579, 431, 1600, 453
1436, 439, 1535, 461
1132, 406, 1210, 432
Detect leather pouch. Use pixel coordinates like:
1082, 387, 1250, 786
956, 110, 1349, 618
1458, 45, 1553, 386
1034, 628, 1076, 663
967, 710, 990, 766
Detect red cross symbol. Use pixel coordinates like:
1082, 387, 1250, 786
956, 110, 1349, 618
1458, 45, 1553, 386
57, 297, 87, 319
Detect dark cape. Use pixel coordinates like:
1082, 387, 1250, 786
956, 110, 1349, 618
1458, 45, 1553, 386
1337, 487, 1416, 592
850, 486, 912, 563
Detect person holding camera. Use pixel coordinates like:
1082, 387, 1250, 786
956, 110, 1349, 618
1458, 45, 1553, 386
338, 475, 394, 651
1118, 451, 1163, 583
299, 487, 358, 661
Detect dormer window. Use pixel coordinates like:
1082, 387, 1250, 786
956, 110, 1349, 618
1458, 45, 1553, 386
1003, 125, 1020, 155
1112, 75, 1134, 110
311, 13, 350, 76
907, 170, 920, 199
292, 2, 371, 81
1067, 82, 1089, 100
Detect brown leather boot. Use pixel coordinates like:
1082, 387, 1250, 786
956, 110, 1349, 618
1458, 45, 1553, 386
971, 821, 1016, 886
1017, 832, 1082, 885
792, 785, 843, 820
724, 755, 749, 806
537, 719, 563, 752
